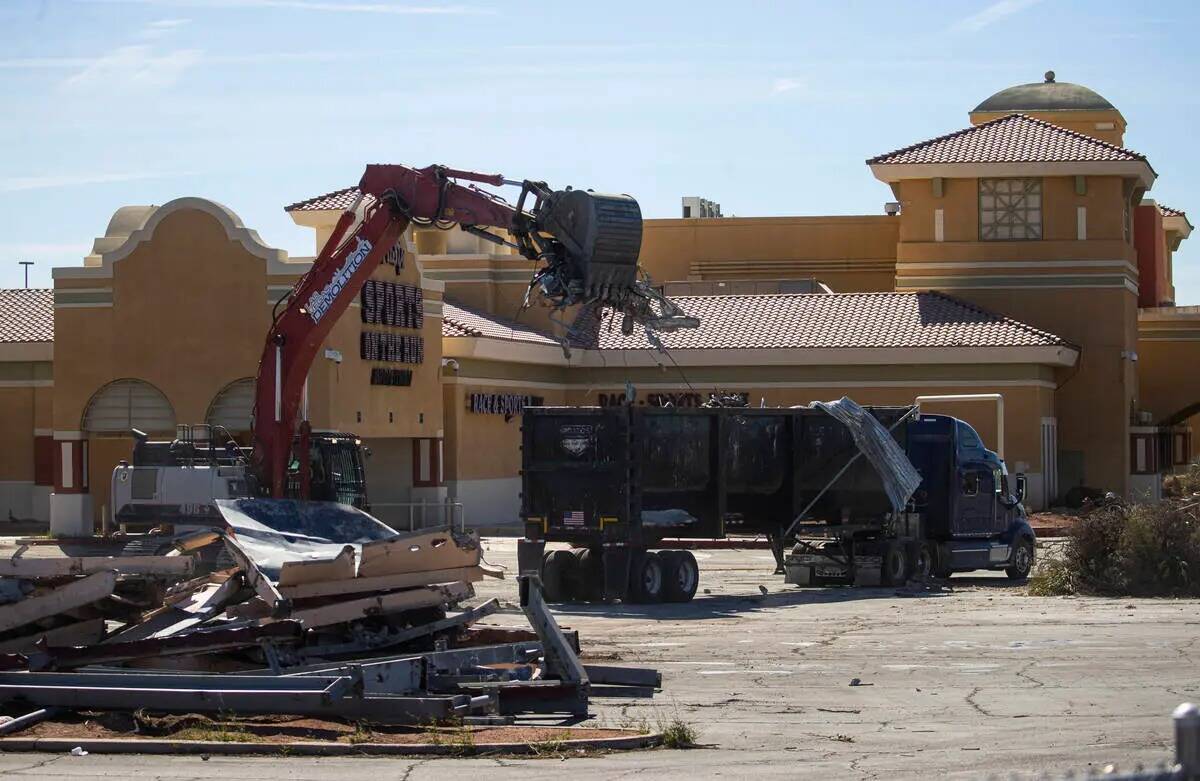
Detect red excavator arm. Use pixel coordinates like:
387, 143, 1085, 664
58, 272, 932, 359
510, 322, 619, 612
251, 164, 696, 500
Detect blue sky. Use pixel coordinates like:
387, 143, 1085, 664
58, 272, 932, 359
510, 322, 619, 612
1, 0, 1197, 300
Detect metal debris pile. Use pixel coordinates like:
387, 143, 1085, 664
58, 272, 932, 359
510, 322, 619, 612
0, 499, 658, 734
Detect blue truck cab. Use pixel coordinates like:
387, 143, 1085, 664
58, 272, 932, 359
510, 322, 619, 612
907, 413, 1036, 579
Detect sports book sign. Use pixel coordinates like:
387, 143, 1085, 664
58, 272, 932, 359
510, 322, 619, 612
467, 393, 545, 421
597, 391, 750, 408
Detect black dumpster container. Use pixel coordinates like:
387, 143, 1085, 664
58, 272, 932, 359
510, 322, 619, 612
520, 404, 912, 548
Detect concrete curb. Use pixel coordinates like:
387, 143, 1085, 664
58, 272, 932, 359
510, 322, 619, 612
0, 730, 663, 756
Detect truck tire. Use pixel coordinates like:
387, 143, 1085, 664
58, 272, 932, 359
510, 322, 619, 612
880, 543, 909, 586
662, 550, 700, 602
1006, 539, 1034, 580
575, 548, 605, 602
627, 550, 665, 603
542, 549, 574, 603
911, 543, 933, 581
932, 545, 954, 579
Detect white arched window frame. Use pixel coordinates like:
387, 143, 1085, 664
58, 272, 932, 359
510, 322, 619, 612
206, 378, 256, 434
81, 379, 176, 434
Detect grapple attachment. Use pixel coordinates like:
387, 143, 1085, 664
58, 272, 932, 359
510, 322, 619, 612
536, 189, 642, 299
517, 184, 698, 335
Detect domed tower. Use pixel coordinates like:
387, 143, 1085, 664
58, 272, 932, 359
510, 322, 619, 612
969, 71, 1126, 146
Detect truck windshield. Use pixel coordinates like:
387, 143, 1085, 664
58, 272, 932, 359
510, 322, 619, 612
956, 420, 985, 454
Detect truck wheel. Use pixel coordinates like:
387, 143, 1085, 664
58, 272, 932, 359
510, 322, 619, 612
932, 545, 954, 579
627, 550, 665, 603
662, 550, 700, 602
880, 544, 909, 586
911, 543, 933, 581
542, 549, 574, 603
1006, 539, 1034, 580
576, 548, 605, 602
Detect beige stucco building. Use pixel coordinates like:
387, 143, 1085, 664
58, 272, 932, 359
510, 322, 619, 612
0, 72, 1194, 532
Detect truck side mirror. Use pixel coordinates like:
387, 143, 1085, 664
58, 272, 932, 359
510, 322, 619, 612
1015, 473, 1027, 502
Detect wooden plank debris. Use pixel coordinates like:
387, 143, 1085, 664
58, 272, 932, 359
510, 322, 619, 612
0, 555, 194, 579
279, 564, 484, 600
108, 574, 243, 642
277, 581, 474, 629
296, 599, 501, 661
0, 570, 117, 634
0, 618, 106, 655
278, 545, 356, 587
23, 621, 304, 671
358, 528, 480, 578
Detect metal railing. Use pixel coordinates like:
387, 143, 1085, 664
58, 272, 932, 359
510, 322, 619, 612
369, 500, 465, 533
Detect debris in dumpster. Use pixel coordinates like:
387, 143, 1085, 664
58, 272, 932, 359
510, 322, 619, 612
0, 505, 661, 736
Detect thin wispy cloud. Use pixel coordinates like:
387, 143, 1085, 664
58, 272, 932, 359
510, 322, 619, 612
0, 50, 357, 70
952, 0, 1043, 32
140, 18, 192, 38
75, 0, 491, 14
0, 171, 189, 193
770, 77, 804, 95
60, 45, 202, 91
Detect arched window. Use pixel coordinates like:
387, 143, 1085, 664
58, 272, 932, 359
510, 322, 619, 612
82, 379, 176, 434
206, 378, 255, 434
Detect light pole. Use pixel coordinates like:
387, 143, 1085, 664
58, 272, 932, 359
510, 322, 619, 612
18, 261, 33, 289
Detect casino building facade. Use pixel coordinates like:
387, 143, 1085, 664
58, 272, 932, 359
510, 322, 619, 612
0, 72, 1194, 532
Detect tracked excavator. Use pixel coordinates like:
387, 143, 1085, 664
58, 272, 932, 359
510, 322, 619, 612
110, 164, 697, 528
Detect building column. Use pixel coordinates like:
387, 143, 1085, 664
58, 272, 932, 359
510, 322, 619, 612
411, 436, 450, 523
49, 431, 93, 537
31, 429, 54, 522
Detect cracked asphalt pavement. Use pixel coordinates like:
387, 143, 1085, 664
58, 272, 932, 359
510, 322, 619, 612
1, 539, 1197, 779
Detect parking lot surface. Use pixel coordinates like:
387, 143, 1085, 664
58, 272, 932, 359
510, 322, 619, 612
1, 539, 1196, 779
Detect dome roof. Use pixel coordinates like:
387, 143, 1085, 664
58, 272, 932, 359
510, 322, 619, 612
973, 71, 1116, 113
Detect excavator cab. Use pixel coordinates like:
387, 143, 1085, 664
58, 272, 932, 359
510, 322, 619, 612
285, 432, 369, 510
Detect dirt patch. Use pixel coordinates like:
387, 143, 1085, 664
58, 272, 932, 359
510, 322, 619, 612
13, 711, 636, 746
1028, 511, 1077, 535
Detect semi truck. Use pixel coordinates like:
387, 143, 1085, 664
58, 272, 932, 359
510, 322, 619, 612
517, 401, 1034, 603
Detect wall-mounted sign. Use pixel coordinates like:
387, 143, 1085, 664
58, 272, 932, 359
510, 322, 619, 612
361, 332, 424, 364
361, 280, 423, 328
370, 368, 413, 387
383, 241, 404, 273
597, 391, 750, 408
468, 393, 544, 421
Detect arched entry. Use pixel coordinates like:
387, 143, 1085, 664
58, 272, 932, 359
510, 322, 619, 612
74, 379, 175, 531
82, 379, 176, 434
206, 378, 255, 435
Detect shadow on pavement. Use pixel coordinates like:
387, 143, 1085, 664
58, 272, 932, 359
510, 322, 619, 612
547, 583, 953, 621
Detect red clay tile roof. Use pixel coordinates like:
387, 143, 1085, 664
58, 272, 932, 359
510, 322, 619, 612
868, 113, 1146, 165
285, 187, 372, 212
0, 289, 53, 343
1159, 204, 1187, 218
444, 292, 1072, 352
574, 292, 1072, 351
442, 301, 560, 345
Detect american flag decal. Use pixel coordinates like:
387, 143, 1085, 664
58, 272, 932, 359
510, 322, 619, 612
563, 510, 585, 526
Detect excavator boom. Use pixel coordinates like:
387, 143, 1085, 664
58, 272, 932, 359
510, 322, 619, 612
252, 164, 697, 499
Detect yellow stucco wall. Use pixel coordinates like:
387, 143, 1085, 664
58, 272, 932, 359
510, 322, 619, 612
0, 386, 43, 481
638, 216, 899, 292
1137, 310, 1200, 425
54, 208, 272, 432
